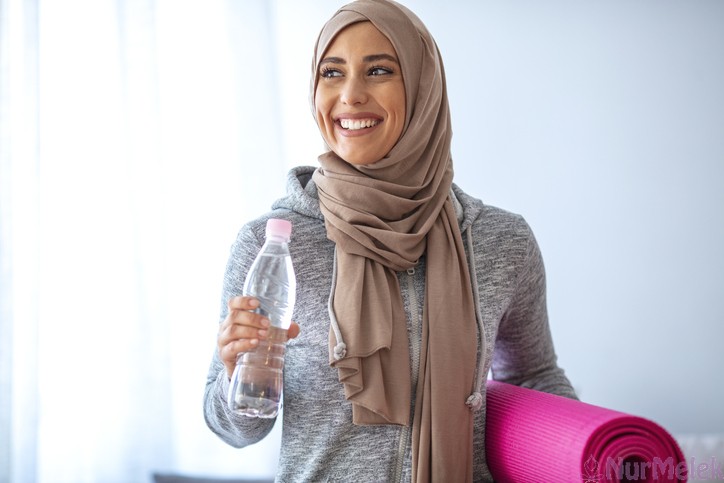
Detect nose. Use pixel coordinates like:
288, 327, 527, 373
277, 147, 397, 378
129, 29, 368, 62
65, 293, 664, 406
339, 76, 368, 106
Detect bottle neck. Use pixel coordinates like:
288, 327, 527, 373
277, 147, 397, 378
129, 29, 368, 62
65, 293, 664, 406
266, 234, 289, 244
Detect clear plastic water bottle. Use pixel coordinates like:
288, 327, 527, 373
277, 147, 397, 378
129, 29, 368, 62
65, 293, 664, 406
227, 218, 296, 418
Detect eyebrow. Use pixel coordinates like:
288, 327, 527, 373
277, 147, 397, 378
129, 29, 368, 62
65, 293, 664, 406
319, 53, 400, 66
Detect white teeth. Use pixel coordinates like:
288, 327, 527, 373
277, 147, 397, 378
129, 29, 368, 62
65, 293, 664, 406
340, 118, 379, 130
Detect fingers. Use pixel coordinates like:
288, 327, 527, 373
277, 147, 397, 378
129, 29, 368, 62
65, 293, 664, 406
219, 336, 259, 367
227, 295, 261, 312
218, 296, 271, 375
226, 297, 300, 338
219, 318, 269, 347
219, 300, 269, 341
218, 297, 301, 369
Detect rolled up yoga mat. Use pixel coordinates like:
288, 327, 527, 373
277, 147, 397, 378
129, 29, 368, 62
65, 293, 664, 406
485, 380, 687, 482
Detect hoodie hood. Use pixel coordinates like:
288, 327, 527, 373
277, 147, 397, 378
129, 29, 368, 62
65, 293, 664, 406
272, 166, 325, 221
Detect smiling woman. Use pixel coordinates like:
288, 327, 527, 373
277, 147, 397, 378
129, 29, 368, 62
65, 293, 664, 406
3, 0, 723, 481
204, 1, 577, 482
314, 21, 406, 166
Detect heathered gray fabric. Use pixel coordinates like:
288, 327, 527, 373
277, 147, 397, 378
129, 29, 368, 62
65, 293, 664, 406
204, 166, 577, 482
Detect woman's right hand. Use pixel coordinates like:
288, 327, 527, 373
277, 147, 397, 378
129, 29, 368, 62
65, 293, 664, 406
217, 296, 300, 379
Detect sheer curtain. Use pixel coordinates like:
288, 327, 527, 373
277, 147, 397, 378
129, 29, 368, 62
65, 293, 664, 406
0, 0, 308, 481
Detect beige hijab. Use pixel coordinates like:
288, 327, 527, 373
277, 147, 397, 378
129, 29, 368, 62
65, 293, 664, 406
310, 1, 478, 480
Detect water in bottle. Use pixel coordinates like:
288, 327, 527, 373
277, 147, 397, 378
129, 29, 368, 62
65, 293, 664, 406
228, 218, 296, 418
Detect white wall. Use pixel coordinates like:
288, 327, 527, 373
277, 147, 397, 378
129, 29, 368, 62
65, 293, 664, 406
423, 0, 724, 436
273, 0, 724, 437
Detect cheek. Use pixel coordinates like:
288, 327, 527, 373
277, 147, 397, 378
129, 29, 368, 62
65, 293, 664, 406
394, 88, 406, 125
314, 106, 325, 131
315, 87, 331, 116
387, 99, 406, 143
315, 91, 336, 140
314, 94, 323, 122
383, 85, 406, 138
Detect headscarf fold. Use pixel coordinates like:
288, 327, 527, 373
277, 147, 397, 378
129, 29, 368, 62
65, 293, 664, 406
310, 1, 478, 481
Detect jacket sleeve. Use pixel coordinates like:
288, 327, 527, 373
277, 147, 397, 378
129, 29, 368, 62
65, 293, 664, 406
491, 221, 578, 400
203, 224, 277, 447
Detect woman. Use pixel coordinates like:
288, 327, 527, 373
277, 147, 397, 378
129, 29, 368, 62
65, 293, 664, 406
205, 0, 576, 481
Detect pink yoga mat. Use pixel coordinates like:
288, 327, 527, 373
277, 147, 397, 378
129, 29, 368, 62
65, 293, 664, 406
485, 381, 687, 482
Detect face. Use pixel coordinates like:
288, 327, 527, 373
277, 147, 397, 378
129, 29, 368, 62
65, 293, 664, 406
315, 21, 406, 166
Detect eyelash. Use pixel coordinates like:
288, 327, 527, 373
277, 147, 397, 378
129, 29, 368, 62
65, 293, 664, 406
369, 65, 393, 76
319, 65, 394, 78
319, 66, 341, 78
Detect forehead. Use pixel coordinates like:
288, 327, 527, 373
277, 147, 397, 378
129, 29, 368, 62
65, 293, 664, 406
324, 21, 397, 57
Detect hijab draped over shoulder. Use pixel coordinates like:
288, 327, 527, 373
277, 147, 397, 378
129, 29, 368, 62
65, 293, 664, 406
310, 1, 478, 480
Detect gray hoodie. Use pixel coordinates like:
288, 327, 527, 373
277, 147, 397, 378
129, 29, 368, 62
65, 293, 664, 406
204, 166, 576, 482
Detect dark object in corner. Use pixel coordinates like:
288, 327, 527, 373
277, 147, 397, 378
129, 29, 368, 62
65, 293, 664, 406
151, 473, 273, 483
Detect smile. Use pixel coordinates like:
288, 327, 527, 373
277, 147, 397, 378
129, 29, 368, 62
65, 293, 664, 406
339, 118, 380, 130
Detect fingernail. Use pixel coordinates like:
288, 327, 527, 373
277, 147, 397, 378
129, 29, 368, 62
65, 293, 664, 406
249, 298, 259, 307
250, 338, 259, 346
258, 329, 268, 338
261, 318, 270, 327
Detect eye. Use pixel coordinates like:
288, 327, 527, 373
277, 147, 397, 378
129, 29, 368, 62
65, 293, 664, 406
320, 66, 343, 78
369, 66, 393, 76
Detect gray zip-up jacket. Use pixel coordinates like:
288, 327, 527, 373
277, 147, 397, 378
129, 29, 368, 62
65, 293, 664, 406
204, 166, 576, 482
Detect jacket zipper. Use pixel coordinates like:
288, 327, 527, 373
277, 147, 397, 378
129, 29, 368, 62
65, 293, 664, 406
393, 266, 421, 482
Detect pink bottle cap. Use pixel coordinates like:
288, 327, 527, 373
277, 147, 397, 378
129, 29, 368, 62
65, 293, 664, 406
266, 218, 292, 240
